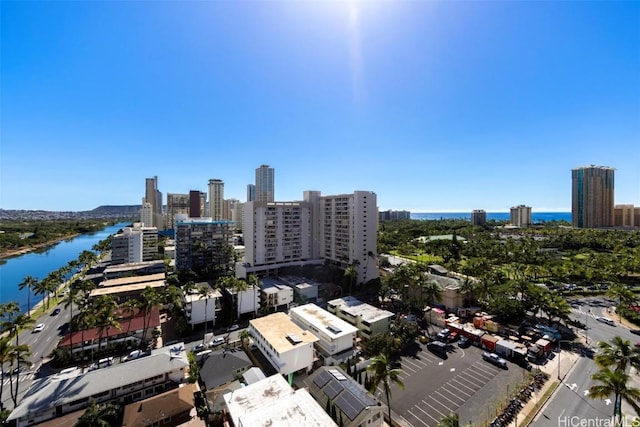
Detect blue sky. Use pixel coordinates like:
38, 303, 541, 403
1, 1, 639, 212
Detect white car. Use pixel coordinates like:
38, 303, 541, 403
596, 317, 615, 326
227, 324, 239, 331
33, 323, 45, 333
208, 337, 225, 347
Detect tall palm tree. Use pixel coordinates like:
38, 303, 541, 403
239, 330, 251, 349
595, 336, 640, 373
0, 337, 11, 411
198, 284, 213, 344
367, 352, 404, 423
91, 296, 120, 360
589, 368, 640, 425
344, 260, 360, 296
74, 398, 119, 427
139, 287, 161, 346
6, 344, 31, 407
233, 278, 249, 323
422, 281, 443, 337
18, 275, 39, 316
62, 288, 82, 359
248, 274, 260, 317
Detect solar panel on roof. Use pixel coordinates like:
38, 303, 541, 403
323, 379, 343, 399
328, 369, 348, 381
313, 370, 332, 388
335, 390, 366, 421
327, 324, 342, 334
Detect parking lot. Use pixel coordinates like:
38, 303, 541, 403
384, 341, 532, 427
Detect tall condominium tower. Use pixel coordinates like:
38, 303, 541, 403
166, 193, 190, 230
246, 184, 255, 202
510, 205, 532, 227
471, 209, 487, 226
144, 176, 163, 228
208, 179, 224, 221
572, 166, 615, 228
189, 191, 207, 218
255, 164, 274, 202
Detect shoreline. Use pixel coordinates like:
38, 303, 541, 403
0, 234, 81, 261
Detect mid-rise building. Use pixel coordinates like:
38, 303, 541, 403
613, 204, 639, 228
174, 216, 234, 274
327, 296, 394, 340
166, 193, 190, 230
379, 209, 411, 221
223, 198, 240, 221
572, 165, 615, 228
231, 201, 244, 231
140, 201, 153, 229
255, 164, 275, 202
111, 223, 158, 264
183, 281, 222, 328
222, 283, 260, 319
249, 312, 318, 376
510, 205, 532, 227
259, 278, 294, 312
471, 209, 487, 225
208, 179, 224, 220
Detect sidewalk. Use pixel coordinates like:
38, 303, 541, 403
507, 349, 580, 427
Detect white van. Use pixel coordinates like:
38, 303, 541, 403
596, 317, 615, 326
123, 350, 144, 362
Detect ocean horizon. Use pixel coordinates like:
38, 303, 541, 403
411, 212, 572, 222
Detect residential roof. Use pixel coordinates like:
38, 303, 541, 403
308, 367, 382, 422
224, 374, 336, 427
289, 304, 358, 338
122, 383, 197, 427
427, 273, 461, 290
183, 282, 222, 303
249, 313, 318, 354
328, 296, 394, 324
99, 273, 166, 288
8, 344, 188, 421
103, 260, 165, 275
242, 367, 266, 385
200, 349, 253, 390
58, 306, 160, 347
89, 280, 166, 298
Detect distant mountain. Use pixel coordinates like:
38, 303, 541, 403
88, 205, 141, 216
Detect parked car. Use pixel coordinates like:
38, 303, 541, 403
192, 343, 207, 352
596, 317, 615, 326
32, 323, 45, 333
630, 329, 640, 336
227, 324, 240, 332
419, 335, 429, 344
208, 337, 225, 347
123, 349, 145, 362
458, 336, 471, 348
427, 341, 448, 358
482, 352, 508, 369
51, 308, 61, 316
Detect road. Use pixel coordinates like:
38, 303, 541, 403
531, 297, 640, 426
1, 302, 70, 411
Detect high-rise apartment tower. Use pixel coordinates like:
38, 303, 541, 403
208, 179, 224, 221
144, 176, 163, 228
255, 165, 274, 202
572, 166, 615, 228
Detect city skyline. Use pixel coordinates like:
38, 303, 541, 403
1, 1, 639, 212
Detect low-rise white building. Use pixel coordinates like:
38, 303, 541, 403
289, 303, 358, 365
249, 312, 318, 376
260, 277, 294, 311
224, 284, 260, 319
224, 374, 337, 427
184, 282, 222, 327
327, 296, 394, 340
280, 275, 319, 302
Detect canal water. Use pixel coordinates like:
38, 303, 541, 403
0, 222, 128, 311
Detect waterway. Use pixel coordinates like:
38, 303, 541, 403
0, 222, 128, 311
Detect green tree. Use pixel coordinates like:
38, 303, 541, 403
198, 284, 213, 344
595, 336, 640, 373
139, 286, 161, 346
438, 412, 460, 427
367, 352, 404, 423
74, 398, 119, 427
18, 275, 39, 316
589, 368, 640, 426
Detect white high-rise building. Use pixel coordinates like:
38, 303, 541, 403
140, 201, 153, 228
239, 191, 379, 285
510, 205, 532, 227
255, 165, 274, 202
208, 179, 224, 221
111, 223, 158, 264
144, 176, 163, 229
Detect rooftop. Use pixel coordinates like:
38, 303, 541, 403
89, 280, 166, 298
250, 312, 318, 353
328, 296, 394, 324
103, 260, 165, 275
289, 304, 358, 338
184, 282, 222, 303
8, 344, 188, 422
200, 349, 253, 390
122, 382, 197, 427
98, 272, 166, 288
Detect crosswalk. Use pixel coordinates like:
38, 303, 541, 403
571, 307, 600, 319
1, 372, 35, 386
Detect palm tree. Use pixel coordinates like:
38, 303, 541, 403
367, 352, 404, 423
239, 330, 251, 349
344, 260, 359, 296
139, 287, 161, 346
0, 337, 11, 411
6, 344, 32, 407
233, 278, 249, 323
248, 274, 260, 317
422, 280, 443, 337
74, 398, 119, 427
589, 368, 640, 425
121, 299, 139, 338
595, 336, 640, 373
18, 275, 38, 316
63, 288, 82, 359
198, 284, 212, 344
92, 296, 120, 359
